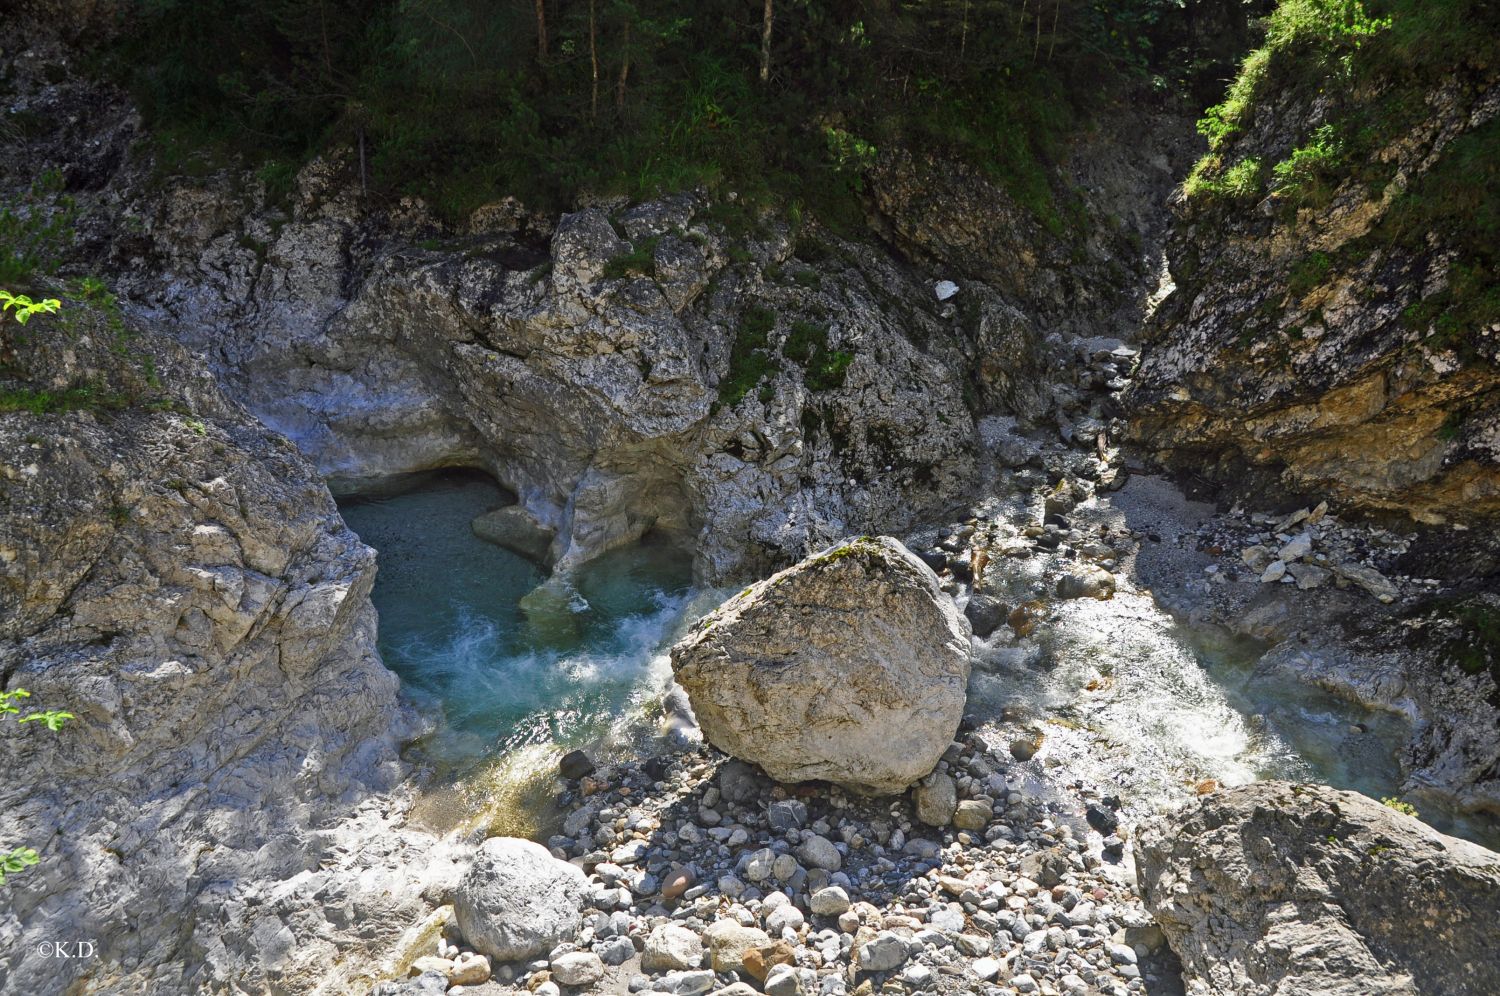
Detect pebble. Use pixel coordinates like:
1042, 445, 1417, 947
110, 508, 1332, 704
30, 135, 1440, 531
378, 729, 1160, 996
856, 931, 910, 972
549, 951, 604, 987
809, 886, 851, 916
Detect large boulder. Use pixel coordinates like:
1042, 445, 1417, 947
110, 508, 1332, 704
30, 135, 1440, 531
453, 838, 589, 962
670, 536, 971, 794
1135, 782, 1500, 996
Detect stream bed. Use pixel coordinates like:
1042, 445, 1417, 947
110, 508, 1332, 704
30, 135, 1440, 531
337, 471, 1497, 848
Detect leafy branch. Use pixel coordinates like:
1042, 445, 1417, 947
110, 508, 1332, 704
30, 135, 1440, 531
0, 290, 62, 326
0, 689, 72, 885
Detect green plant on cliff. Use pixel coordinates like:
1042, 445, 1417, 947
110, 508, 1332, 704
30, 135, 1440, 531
1188, 0, 1389, 201
1380, 796, 1418, 817
0, 291, 61, 325
1188, 0, 1500, 352
718, 305, 778, 409
0, 170, 75, 284
1272, 123, 1343, 204
0, 689, 72, 886
1183, 154, 1264, 200
602, 237, 661, 280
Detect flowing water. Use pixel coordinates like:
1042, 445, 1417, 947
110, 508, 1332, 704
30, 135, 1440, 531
967, 506, 1498, 848
335, 470, 718, 833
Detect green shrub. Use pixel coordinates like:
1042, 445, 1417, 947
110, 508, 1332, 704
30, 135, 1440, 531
782, 320, 826, 365
1287, 250, 1333, 298
1263, 0, 1389, 57
1379, 796, 1418, 817
602, 236, 661, 280
104, 1, 1184, 230
1273, 123, 1343, 203
1184, 155, 1264, 201
780, 318, 854, 391
1197, 48, 1270, 152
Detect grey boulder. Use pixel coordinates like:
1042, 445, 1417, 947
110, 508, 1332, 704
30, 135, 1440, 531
670, 536, 971, 794
1135, 782, 1500, 996
453, 837, 589, 961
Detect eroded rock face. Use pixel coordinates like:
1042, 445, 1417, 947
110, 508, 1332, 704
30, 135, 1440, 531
453, 838, 590, 962
0, 308, 463, 995
1135, 782, 1500, 996
1129, 72, 1500, 526
670, 537, 971, 794
109, 178, 983, 583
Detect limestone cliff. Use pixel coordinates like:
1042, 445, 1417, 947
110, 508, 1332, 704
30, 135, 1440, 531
0, 297, 464, 994
1129, 15, 1500, 526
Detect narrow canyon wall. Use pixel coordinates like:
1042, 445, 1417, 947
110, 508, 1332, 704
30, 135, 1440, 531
1129, 38, 1500, 526
0, 305, 464, 994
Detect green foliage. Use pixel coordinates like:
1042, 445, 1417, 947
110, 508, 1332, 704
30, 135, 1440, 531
1197, 47, 1270, 152
602, 236, 661, 280
1192, 1, 1387, 169
0, 688, 70, 886
1380, 796, 1418, 817
0, 383, 126, 414
105, 0, 1190, 229
0, 170, 75, 284
1192, 0, 1500, 352
0, 848, 39, 885
1262, 0, 1389, 56
782, 320, 826, 366
1272, 123, 1343, 203
804, 347, 854, 392
1383, 116, 1500, 342
822, 127, 877, 185
1183, 155, 1264, 201
718, 305, 778, 408
256, 159, 298, 205
0, 689, 73, 730
782, 318, 853, 391
1287, 250, 1333, 298
0, 291, 61, 325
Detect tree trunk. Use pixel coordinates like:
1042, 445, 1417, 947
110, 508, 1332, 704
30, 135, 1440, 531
759, 0, 773, 83
589, 0, 600, 121
534, 0, 548, 63
616, 18, 631, 113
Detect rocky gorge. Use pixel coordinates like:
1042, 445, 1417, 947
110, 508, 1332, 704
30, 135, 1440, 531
3, 3, 1499, 996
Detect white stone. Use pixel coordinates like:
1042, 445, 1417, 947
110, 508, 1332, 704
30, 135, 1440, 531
454, 838, 589, 961
809, 886, 851, 917
642, 924, 705, 972
549, 951, 604, 987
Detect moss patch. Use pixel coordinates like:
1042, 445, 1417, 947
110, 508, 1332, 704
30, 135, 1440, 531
716, 306, 778, 409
